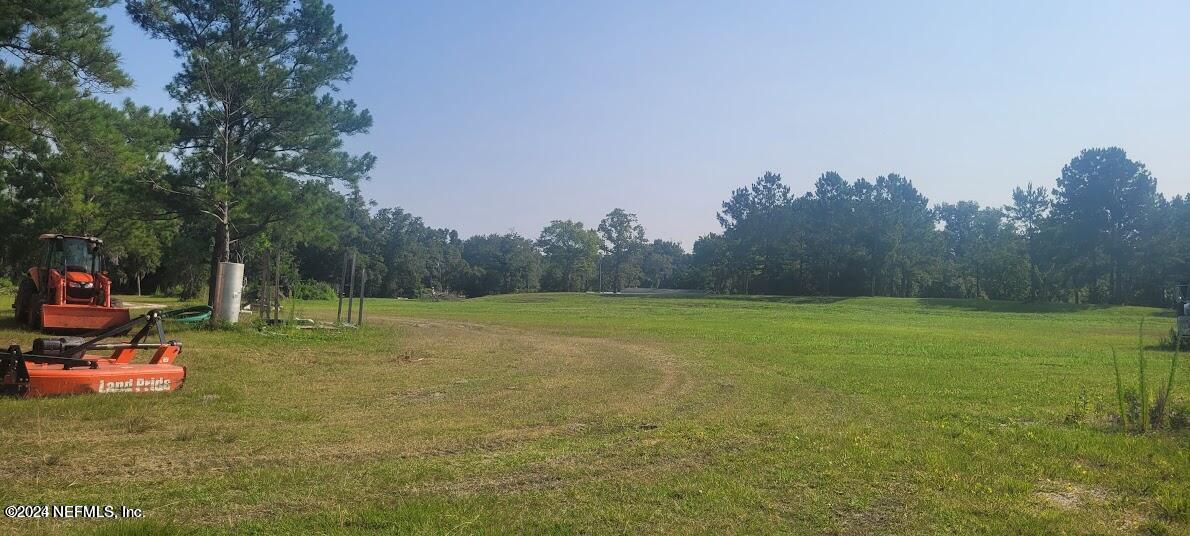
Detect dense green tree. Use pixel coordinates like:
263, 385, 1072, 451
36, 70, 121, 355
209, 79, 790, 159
717, 172, 791, 230
537, 220, 601, 292
0, 1, 176, 283
1126, 194, 1175, 305
641, 240, 685, 289
1004, 183, 1058, 300
854, 174, 939, 296
708, 171, 942, 297
461, 234, 540, 296
716, 172, 798, 294
936, 201, 982, 296
1005, 183, 1050, 237
689, 233, 731, 292
127, 0, 375, 305
0, 100, 174, 281
371, 208, 462, 297
0, 0, 130, 155
598, 209, 646, 292
1049, 148, 1157, 303
938, 202, 1030, 300
107, 218, 175, 296
803, 172, 862, 295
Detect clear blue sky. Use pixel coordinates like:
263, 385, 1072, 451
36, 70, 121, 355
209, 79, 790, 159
101, 1, 1190, 248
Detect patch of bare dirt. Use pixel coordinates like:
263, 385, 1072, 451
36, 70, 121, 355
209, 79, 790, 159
1034, 479, 1108, 509
835, 484, 912, 535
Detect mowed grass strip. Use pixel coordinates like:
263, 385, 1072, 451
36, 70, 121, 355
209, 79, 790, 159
0, 294, 1185, 534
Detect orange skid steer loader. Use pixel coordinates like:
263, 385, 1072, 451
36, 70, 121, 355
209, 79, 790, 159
12, 234, 130, 332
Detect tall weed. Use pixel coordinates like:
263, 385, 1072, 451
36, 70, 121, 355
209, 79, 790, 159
1112, 318, 1183, 432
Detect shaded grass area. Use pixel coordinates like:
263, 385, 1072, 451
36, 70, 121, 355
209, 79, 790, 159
0, 294, 1186, 534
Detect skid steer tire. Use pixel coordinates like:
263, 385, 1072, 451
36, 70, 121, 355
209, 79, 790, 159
29, 299, 43, 331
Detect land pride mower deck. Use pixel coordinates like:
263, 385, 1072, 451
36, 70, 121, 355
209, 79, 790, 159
0, 308, 200, 398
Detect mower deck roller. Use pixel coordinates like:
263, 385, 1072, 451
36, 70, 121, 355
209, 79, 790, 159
0, 307, 202, 398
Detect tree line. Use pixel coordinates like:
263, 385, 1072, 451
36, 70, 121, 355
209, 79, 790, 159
1, 1, 1183, 306
693, 148, 1178, 305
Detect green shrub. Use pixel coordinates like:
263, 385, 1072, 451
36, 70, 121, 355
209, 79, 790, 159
291, 279, 337, 300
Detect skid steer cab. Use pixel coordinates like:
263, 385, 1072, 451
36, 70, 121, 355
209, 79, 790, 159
12, 234, 130, 332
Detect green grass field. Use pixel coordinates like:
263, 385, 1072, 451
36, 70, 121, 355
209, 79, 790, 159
0, 293, 1186, 534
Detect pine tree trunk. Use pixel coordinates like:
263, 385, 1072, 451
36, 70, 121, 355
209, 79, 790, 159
1111, 260, 1119, 304
206, 202, 231, 307
207, 233, 220, 307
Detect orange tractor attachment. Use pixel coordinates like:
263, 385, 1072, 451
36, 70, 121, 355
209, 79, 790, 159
12, 234, 131, 332
0, 308, 196, 398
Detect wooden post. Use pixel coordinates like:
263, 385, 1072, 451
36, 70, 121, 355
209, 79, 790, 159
336, 253, 347, 323
273, 251, 282, 321
261, 250, 271, 322
357, 266, 366, 325
345, 252, 356, 323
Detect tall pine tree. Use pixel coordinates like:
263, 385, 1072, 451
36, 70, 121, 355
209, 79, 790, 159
127, 0, 375, 305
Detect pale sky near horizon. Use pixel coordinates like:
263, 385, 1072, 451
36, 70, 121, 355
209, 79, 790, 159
101, 1, 1190, 248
